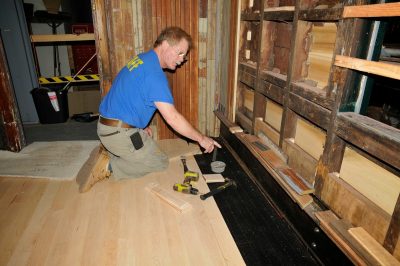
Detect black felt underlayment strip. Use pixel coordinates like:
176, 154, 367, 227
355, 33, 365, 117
194, 146, 318, 266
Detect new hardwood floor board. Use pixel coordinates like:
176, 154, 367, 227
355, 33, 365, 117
0, 178, 48, 266
7, 181, 63, 266
44, 182, 92, 266
79, 181, 113, 266
0, 154, 244, 265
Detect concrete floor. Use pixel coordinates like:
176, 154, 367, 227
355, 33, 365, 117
23, 119, 99, 145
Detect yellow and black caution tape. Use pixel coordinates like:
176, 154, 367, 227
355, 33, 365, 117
39, 74, 100, 84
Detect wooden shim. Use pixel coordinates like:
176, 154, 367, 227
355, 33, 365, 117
315, 211, 366, 266
202, 174, 225, 183
277, 168, 314, 195
294, 117, 326, 160
335, 55, 400, 81
282, 138, 317, 185
330, 219, 380, 265
340, 147, 400, 216
31, 33, 95, 43
229, 126, 244, 134
146, 182, 191, 213
254, 117, 280, 145
237, 133, 313, 209
319, 172, 391, 244
349, 227, 400, 266
343, 3, 400, 18
265, 100, 283, 132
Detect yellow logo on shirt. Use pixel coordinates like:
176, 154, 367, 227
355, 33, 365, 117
127, 56, 143, 71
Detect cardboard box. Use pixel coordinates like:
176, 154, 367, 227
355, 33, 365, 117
68, 90, 101, 116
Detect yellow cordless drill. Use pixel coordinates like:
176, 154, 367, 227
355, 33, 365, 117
173, 183, 198, 195
173, 157, 200, 195
181, 157, 199, 184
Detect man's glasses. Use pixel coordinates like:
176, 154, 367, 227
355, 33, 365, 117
177, 51, 188, 60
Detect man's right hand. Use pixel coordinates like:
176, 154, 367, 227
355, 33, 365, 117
199, 135, 221, 153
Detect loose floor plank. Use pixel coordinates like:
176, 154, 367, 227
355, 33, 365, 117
349, 227, 400, 266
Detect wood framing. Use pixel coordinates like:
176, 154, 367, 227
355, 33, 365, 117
335, 55, 400, 81
343, 2, 400, 18
222, 0, 400, 263
30, 34, 95, 42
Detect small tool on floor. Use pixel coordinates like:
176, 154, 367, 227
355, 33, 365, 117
173, 183, 199, 195
181, 157, 199, 184
200, 178, 237, 200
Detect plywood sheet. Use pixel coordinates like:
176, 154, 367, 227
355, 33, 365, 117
340, 147, 400, 215
294, 118, 326, 160
0, 141, 99, 180
265, 100, 283, 132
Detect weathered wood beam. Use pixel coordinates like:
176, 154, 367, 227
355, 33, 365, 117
290, 81, 334, 110
241, 12, 261, 21
335, 55, 400, 81
31, 33, 95, 42
288, 92, 331, 130
238, 70, 256, 89
343, 2, 400, 18
259, 70, 287, 88
335, 112, 400, 170
298, 8, 343, 21
257, 80, 284, 104
263, 6, 294, 21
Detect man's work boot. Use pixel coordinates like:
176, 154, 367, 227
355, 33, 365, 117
76, 145, 111, 193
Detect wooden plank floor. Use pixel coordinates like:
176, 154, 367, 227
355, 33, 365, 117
0, 156, 244, 266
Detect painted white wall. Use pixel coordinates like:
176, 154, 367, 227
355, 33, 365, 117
25, 0, 71, 78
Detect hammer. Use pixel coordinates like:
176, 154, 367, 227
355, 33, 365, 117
200, 178, 237, 200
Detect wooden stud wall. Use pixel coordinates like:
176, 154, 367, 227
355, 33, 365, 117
224, 0, 400, 263
93, 0, 233, 139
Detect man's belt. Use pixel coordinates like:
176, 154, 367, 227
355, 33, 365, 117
99, 116, 135, 128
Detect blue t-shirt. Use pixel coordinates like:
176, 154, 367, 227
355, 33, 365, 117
99, 50, 174, 128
